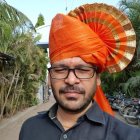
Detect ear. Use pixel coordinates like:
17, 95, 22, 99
96, 74, 101, 86
48, 73, 51, 88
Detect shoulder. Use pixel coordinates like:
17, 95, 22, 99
104, 113, 140, 140
21, 111, 49, 129
19, 111, 51, 140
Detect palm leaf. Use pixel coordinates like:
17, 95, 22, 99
0, 1, 35, 33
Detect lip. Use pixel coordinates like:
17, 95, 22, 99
63, 91, 81, 98
64, 90, 80, 94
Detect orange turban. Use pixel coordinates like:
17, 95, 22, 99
49, 14, 108, 72
49, 3, 136, 116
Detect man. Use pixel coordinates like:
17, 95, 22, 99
19, 3, 140, 140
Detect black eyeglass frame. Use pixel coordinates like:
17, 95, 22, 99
48, 66, 98, 80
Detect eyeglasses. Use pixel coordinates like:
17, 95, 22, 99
48, 66, 97, 80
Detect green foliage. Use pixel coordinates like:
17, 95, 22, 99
14, 33, 48, 97
120, 76, 140, 97
0, 1, 48, 119
35, 13, 45, 28
101, 71, 127, 95
0, 1, 35, 32
0, 32, 48, 118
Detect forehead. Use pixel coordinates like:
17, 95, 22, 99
51, 57, 92, 67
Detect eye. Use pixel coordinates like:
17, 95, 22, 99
52, 67, 67, 73
76, 67, 92, 73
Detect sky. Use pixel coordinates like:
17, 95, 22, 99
6, 0, 120, 26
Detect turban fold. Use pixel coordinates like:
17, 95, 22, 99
49, 3, 136, 116
49, 13, 108, 72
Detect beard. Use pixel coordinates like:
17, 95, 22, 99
51, 85, 95, 114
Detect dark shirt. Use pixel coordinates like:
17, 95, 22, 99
19, 102, 140, 140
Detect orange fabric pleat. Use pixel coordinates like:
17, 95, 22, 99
94, 85, 114, 116
49, 14, 109, 73
68, 3, 136, 73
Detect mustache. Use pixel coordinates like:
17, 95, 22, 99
59, 85, 85, 94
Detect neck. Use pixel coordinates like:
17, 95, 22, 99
56, 102, 92, 130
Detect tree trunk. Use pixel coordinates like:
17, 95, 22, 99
0, 68, 17, 119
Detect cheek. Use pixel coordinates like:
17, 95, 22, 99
83, 79, 97, 95
50, 80, 62, 92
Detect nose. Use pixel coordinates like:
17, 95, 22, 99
64, 70, 80, 85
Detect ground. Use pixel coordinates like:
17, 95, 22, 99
0, 95, 55, 140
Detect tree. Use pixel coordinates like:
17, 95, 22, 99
0, 0, 35, 53
35, 14, 45, 28
0, 1, 48, 119
0, 0, 35, 31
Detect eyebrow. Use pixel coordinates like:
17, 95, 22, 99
51, 64, 67, 67
51, 64, 93, 68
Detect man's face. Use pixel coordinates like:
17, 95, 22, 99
49, 57, 98, 113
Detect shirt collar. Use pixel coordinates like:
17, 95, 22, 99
48, 101, 106, 125
48, 103, 58, 120
85, 101, 106, 125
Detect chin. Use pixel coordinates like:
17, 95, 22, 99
60, 101, 91, 113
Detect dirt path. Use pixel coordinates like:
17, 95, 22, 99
0, 95, 55, 140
